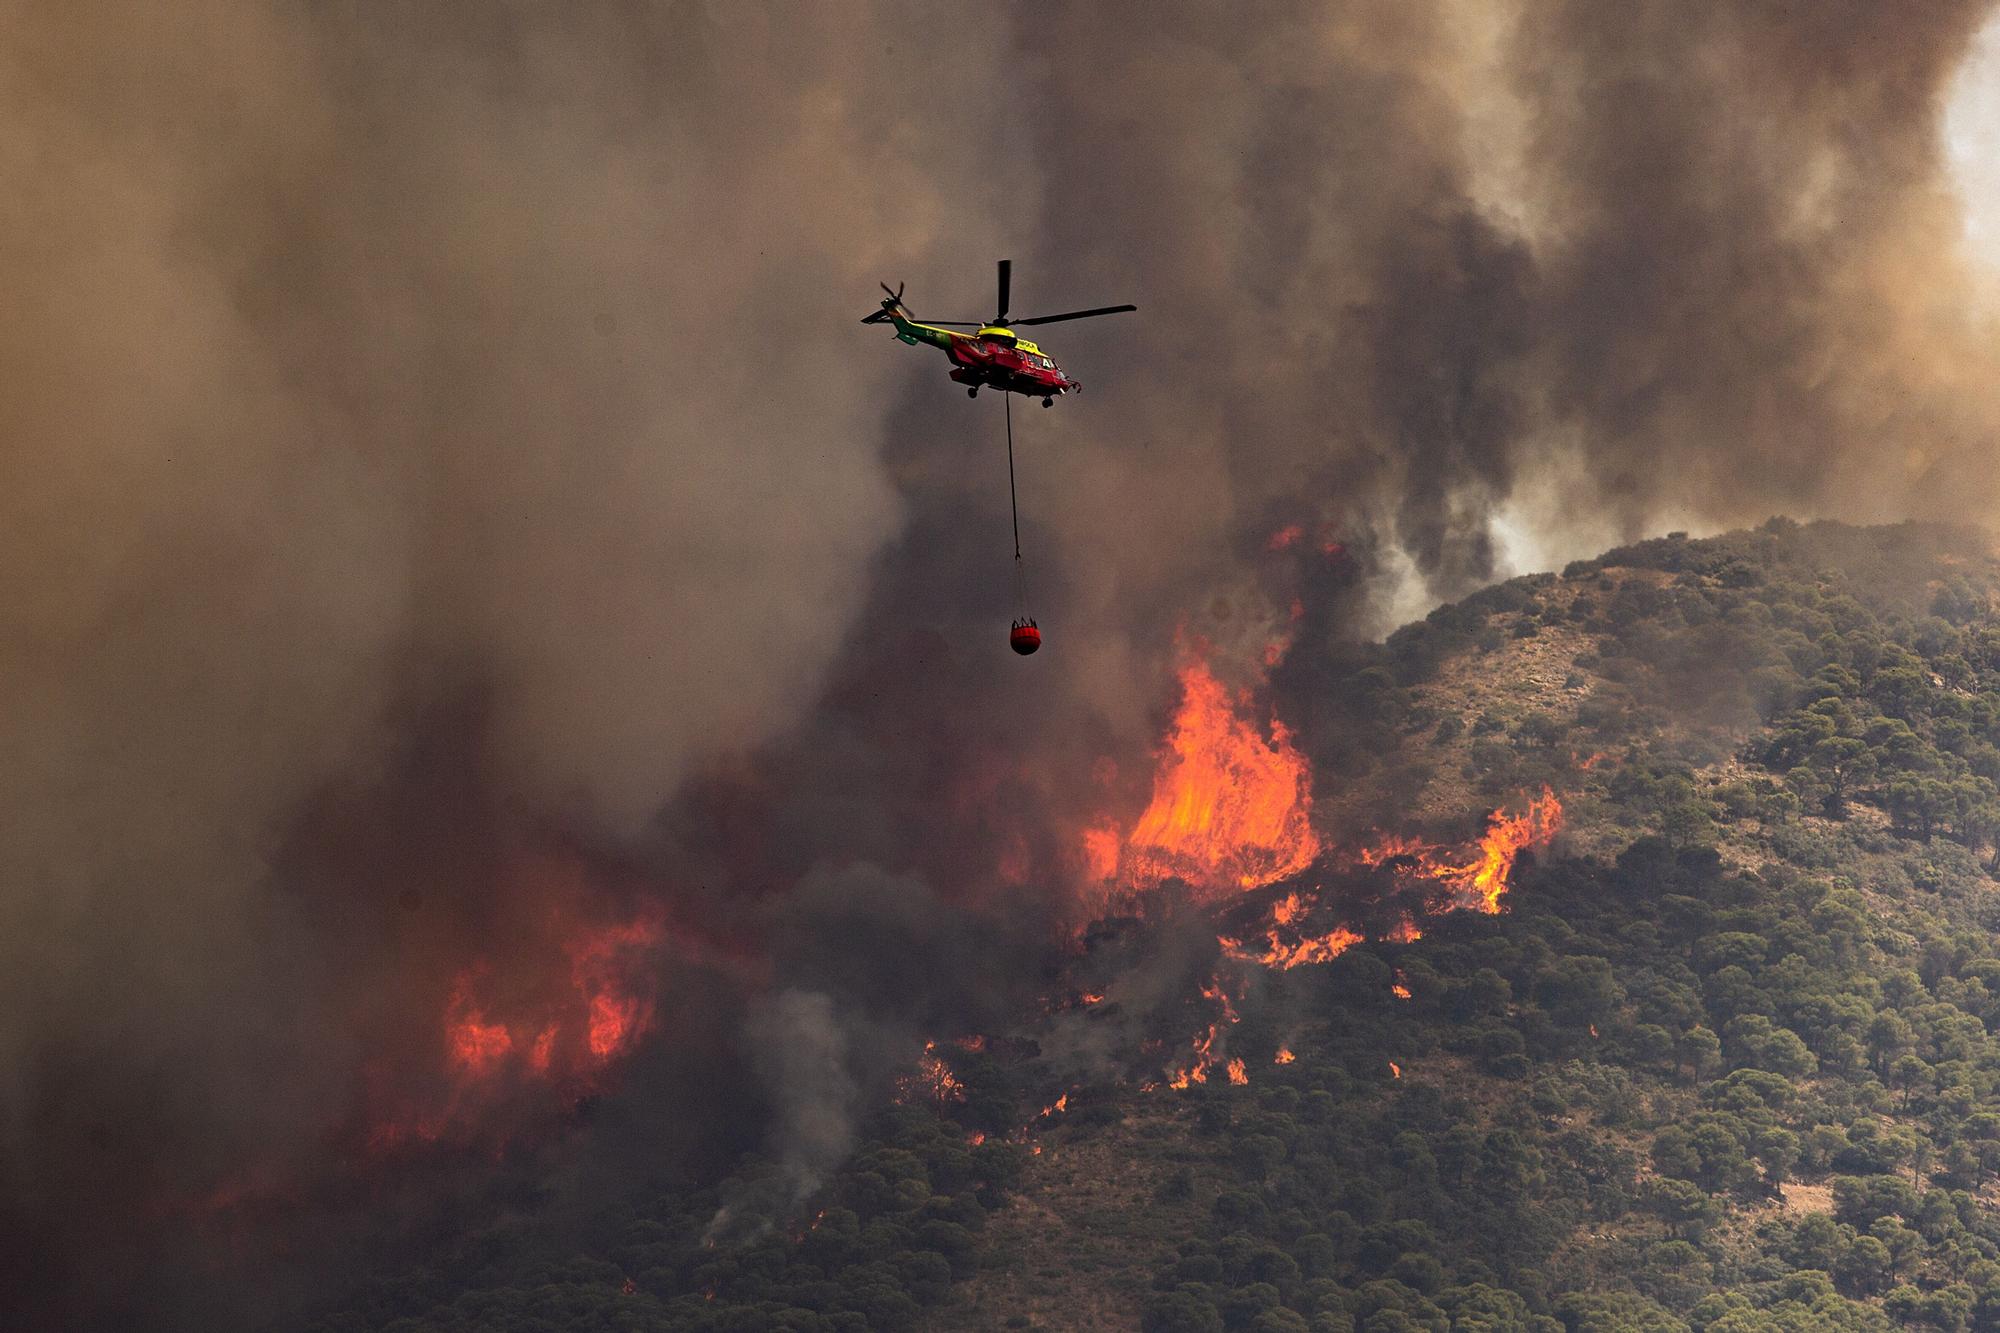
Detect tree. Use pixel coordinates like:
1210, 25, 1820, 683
1868, 1217, 1922, 1282
1866, 1012, 1914, 1074
1142, 1292, 1225, 1333
1550, 1290, 1685, 1331
1678, 1026, 1723, 1082
1661, 797, 1717, 850
1887, 1053, 1932, 1109
1626, 1023, 1676, 1071
1804, 737, 1876, 817
1723, 1015, 1817, 1078
1835, 1235, 1891, 1296
1887, 778, 1954, 842
1644, 1178, 1719, 1240
1533, 955, 1622, 1027
1751, 1127, 1802, 1187
1786, 1213, 1848, 1272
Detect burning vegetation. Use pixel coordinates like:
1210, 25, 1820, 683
161, 521, 2000, 1333
1355, 789, 1566, 915
362, 892, 671, 1153
894, 1042, 968, 1114
878, 622, 1573, 1118
1065, 645, 1564, 1091
1106, 657, 1321, 897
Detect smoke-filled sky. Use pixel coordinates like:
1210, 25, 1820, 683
10, 2, 2000, 1325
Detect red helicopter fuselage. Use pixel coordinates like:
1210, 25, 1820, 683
942, 332, 1079, 401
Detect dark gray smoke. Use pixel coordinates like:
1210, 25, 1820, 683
1519, 0, 2000, 537
9, 2, 2000, 1325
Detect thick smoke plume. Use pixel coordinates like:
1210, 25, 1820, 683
9, 2, 2000, 1325
707, 989, 859, 1245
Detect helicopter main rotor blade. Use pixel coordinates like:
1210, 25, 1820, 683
1009, 304, 1138, 327
996, 259, 1012, 324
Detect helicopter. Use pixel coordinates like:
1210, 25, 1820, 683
864, 260, 1134, 656
861, 259, 1135, 407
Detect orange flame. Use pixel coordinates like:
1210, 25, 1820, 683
1388, 1061, 1402, 1079
1219, 891, 1363, 969
1202, 978, 1240, 1024
363, 899, 670, 1153
1081, 823, 1121, 881
570, 914, 665, 1060
896, 1041, 967, 1111
1167, 1023, 1223, 1090
1166, 976, 1244, 1088
1275, 1047, 1295, 1064
1115, 660, 1319, 897
1449, 790, 1564, 912
587, 994, 641, 1060
437, 908, 663, 1087
1078, 637, 1570, 1106
1358, 789, 1562, 914
445, 973, 514, 1076
1221, 924, 1363, 970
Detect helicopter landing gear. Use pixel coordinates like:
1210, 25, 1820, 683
967, 386, 979, 398
1041, 397, 1053, 408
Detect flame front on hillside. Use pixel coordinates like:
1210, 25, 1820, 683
1076, 646, 1565, 1092
896, 1041, 967, 1113
1108, 658, 1320, 898
896, 645, 1567, 1117
1357, 789, 1564, 914
369, 904, 667, 1151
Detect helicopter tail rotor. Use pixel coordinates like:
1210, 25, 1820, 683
861, 280, 906, 324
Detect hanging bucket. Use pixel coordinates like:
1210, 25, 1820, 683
1009, 620, 1041, 655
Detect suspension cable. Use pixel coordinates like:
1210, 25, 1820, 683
1007, 393, 1033, 619
1005, 390, 1021, 561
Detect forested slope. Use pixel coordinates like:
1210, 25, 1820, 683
316, 520, 2000, 1332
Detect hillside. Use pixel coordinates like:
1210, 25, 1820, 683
313, 519, 2000, 1332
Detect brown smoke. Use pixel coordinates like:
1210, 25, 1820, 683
1015, 0, 2000, 641
0, 3, 1017, 1321
1518, 0, 2000, 535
